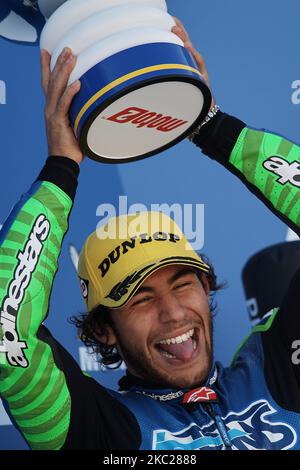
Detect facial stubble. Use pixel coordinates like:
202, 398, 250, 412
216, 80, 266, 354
112, 312, 214, 389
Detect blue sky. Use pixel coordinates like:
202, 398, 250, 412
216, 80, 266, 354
0, 0, 299, 449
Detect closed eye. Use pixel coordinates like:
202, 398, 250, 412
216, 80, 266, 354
174, 282, 192, 290
132, 296, 153, 307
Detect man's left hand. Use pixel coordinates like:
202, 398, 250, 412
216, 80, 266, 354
172, 17, 215, 108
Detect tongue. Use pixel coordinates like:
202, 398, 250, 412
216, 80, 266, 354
159, 337, 194, 361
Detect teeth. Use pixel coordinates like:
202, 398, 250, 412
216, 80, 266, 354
160, 351, 176, 359
158, 328, 194, 346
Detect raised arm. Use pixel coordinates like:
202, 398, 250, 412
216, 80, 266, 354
191, 113, 300, 235
0, 48, 83, 449
172, 20, 300, 413
172, 19, 299, 235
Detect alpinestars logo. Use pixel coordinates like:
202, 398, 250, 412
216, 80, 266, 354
152, 400, 296, 450
106, 107, 188, 133
263, 156, 300, 187
182, 387, 218, 404
0, 214, 50, 368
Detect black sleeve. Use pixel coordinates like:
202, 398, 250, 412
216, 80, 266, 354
193, 114, 300, 409
36, 156, 80, 201
192, 112, 300, 236
38, 326, 141, 450
37, 158, 141, 449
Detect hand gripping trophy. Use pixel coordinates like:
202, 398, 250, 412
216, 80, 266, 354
1, 0, 212, 163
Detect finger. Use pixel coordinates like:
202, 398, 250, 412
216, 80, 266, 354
173, 16, 189, 34
185, 43, 207, 74
172, 25, 190, 44
40, 49, 51, 95
57, 79, 81, 117
172, 17, 190, 43
46, 49, 77, 111
185, 43, 211, 90
47, 47, 73, 98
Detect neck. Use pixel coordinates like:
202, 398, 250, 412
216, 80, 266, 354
118, 363, 217, 393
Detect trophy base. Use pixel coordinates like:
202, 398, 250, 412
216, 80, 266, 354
69, 42, 212, 163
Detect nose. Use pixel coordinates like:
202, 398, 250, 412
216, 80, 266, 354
158, 291, 186, 324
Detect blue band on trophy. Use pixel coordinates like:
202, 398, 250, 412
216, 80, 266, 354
70, 42, 206, 138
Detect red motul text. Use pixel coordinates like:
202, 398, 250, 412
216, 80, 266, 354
106, 107, 188, 132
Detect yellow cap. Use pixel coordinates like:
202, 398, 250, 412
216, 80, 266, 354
77, 211, 210, 310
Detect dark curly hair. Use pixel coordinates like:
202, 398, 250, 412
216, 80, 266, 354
69, 255, 226, 369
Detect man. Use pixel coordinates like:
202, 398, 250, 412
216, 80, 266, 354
0, 19, 299, 450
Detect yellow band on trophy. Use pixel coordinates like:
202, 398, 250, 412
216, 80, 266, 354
74, 63, 202, 134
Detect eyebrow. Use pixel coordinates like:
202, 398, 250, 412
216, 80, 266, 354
131, 267, 197, 298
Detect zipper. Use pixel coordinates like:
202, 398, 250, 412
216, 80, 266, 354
203, 403, 232, 450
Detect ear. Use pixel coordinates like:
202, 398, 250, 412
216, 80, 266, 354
200, 273, 211, 297
93, 324, 117, 346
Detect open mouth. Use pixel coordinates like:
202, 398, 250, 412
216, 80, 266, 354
155, 327, 200, 364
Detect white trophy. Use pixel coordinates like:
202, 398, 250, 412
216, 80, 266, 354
0, 1, 212, 163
